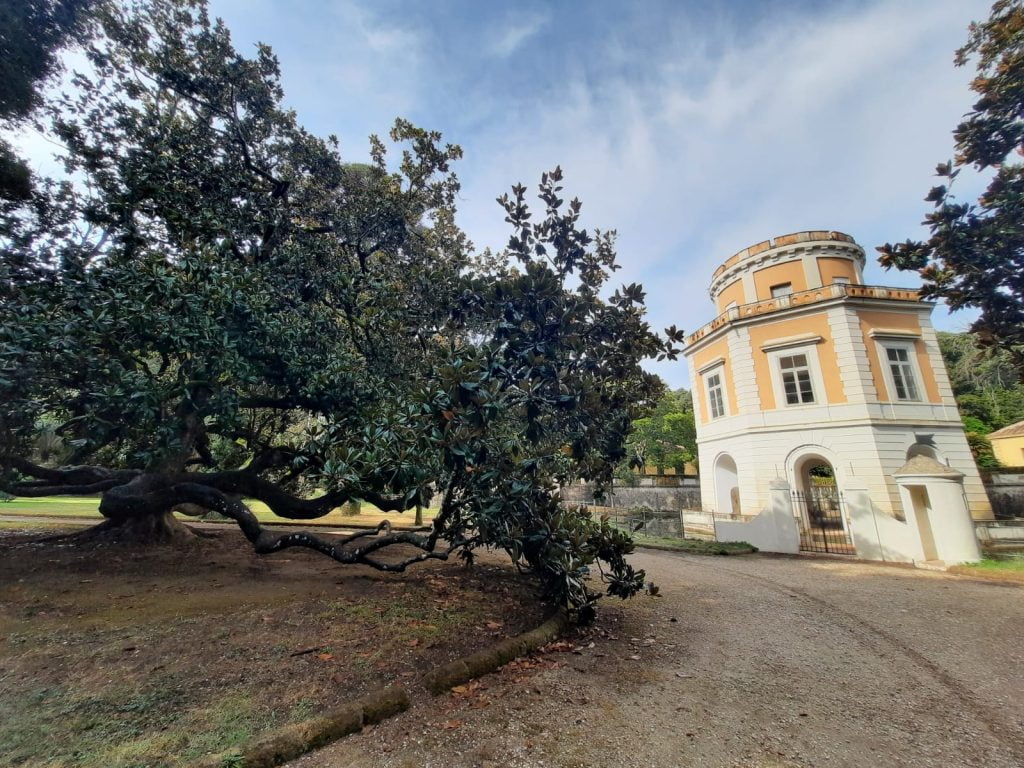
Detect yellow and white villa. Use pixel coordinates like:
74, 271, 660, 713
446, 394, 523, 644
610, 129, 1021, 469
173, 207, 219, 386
683, 230, 986, 565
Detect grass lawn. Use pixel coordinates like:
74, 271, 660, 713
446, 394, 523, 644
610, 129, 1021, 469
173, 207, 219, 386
0, 519, 78, 531
967, 556, 1024, 571
0, 495, 437, 528
950, 555, 1024, 583
0, 496, 104, 517
632, 534, 756, 555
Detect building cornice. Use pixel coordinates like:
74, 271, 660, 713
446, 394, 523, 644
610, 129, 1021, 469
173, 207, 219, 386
759, 333, 824, 353
684, 286, 928, 355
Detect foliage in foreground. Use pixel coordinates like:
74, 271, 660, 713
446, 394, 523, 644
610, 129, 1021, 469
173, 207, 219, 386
0, 0, 681, 612
879, 0, 1024, 367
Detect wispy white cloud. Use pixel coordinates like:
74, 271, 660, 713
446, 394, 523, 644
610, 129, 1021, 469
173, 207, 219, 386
491, 13, 548, 58
450, 0, 990, 385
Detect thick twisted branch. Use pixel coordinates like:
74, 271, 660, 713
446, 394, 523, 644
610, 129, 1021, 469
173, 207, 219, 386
184, 470, 417, 519
0, 456, 140, 495
100, 479, 454, 573
6, 479, 131, 496
0, 455, 415, 520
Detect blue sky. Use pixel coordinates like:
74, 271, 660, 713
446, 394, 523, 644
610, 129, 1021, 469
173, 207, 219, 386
21, 0, 995, 388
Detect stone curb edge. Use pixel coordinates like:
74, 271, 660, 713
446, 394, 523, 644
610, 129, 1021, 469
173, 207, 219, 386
422, 609, 572, 694
184, 610, 572, 768
184, 686, 409, 768
635, 542, 756, 556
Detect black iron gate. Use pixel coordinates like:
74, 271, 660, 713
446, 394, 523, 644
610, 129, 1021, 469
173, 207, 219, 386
792, 488, 855, 555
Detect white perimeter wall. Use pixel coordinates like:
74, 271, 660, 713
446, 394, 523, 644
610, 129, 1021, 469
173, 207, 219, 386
698, 422, 988, 520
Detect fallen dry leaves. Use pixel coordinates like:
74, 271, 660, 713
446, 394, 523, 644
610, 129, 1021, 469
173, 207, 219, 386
540, 640, 575, 653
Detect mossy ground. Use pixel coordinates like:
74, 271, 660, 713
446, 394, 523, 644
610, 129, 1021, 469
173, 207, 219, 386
0, 525, 541, 767
631, 534, 756, 555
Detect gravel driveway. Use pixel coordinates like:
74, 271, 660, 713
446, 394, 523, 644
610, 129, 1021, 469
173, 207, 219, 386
292, 551, 1024, 768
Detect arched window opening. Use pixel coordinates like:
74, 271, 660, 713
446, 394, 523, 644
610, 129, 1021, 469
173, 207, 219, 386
714, 454, 740, 517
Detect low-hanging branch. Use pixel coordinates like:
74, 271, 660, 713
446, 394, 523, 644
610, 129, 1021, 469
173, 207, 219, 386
1, 454, 455, 571
0, 457, 418, 520
0, 456, 140, 488
100, 479, 457, 573
8, 479, 135, 497
190, 470, 419, 518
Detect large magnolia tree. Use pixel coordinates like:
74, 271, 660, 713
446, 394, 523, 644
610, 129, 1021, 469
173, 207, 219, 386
0, 0, 680, 612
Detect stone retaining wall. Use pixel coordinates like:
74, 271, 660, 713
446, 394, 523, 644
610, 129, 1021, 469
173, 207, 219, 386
983, 470, 1024, 519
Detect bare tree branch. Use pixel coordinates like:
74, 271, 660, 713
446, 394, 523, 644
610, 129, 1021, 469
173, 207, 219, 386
184, 470, 417, 519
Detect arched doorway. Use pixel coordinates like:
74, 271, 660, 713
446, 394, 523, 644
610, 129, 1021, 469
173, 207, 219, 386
714, 453, 740, 517
791, 452, 854, 554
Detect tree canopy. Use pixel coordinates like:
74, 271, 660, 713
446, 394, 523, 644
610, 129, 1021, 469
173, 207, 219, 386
938, 331, 1024, 466
878, 0, 1024, 367
621, 386, 696, 476
0, 0, 681, 613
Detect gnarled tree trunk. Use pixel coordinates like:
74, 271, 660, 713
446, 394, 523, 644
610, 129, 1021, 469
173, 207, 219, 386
77, 508, 196, 545
87, 474, 197, 545
1, 457, 455, 569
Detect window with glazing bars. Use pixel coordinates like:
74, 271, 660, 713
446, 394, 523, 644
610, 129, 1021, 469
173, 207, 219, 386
779, 353, 815, 404
707, 372, 725, 418
886, 346, 920, 401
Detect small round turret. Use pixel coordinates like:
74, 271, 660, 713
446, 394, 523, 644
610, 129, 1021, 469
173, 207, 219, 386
709, 230, 865, 312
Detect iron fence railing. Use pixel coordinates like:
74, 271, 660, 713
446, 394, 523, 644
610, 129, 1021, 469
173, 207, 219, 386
582, 502, 714, 541
792, 488, 855, 555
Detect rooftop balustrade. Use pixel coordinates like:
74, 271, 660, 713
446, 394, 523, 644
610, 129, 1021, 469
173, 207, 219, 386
686, 283, 922, 345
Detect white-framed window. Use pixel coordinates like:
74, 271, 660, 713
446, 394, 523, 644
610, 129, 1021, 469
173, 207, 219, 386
762, 341, 827, 409
881, 342, 922, 401
770, 282, 793, 298
778, 352, 816, 405
833, 276, 850, 285
705, 370, 726, 419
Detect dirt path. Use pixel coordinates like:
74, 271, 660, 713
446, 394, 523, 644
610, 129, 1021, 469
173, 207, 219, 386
292, 551, 1024, 768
